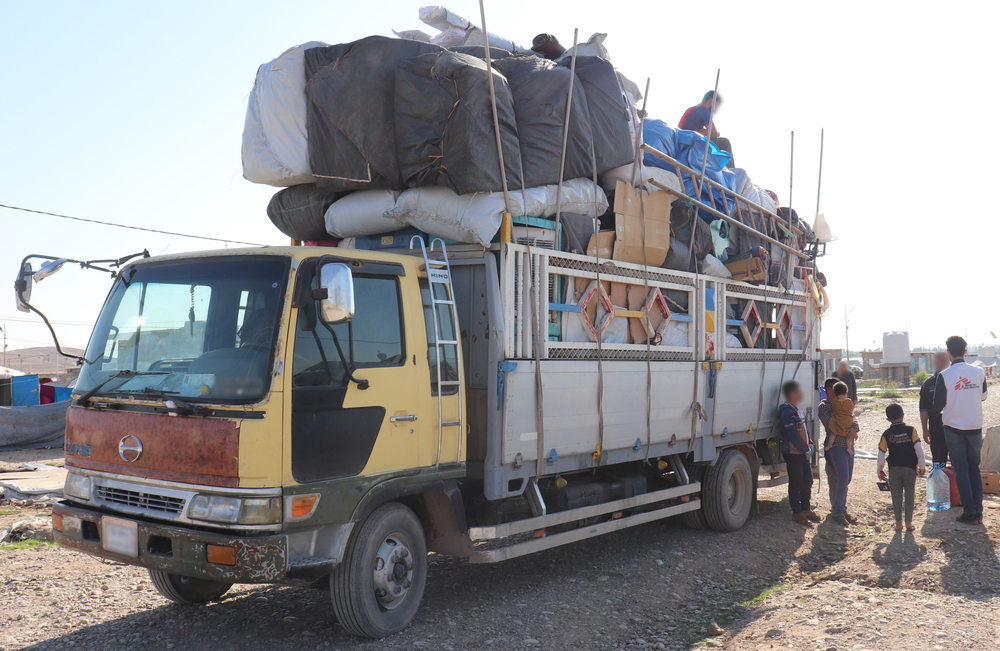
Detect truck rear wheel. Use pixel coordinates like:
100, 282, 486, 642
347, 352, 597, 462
703, 449, 753, 532
148, 569, 232, 604
331, 502, 427, 638
679, 465, 709, 530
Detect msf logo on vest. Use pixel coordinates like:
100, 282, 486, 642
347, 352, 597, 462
118, 435, 144, 462
955, 377, 979, 391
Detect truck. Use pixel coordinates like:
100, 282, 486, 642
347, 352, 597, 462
24, 194, 824, 636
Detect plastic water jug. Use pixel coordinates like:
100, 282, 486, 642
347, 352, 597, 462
926, 463, 951, 511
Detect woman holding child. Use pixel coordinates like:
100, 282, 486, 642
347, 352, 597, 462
818, 377, 859, 524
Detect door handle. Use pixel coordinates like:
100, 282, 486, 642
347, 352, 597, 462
390, 414, 418, 423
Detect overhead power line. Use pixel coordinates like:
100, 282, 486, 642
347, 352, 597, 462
0, 203, 266, 247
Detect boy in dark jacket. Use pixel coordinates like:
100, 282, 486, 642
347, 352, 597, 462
877, 403, 926, 531
778, 381, 819, 527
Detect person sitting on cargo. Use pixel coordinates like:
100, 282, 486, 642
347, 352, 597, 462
777, 381, 820, 527
678, 91, 734, 167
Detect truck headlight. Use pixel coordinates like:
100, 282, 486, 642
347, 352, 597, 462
64, 473, 92, 501
188, 495, 281, 525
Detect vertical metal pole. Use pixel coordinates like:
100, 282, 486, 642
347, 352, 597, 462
845, 306, 850, 364
815, 128, 824, 217
478, 0, 512, 216
553, 28, 579, 237
695, 70, 721, 202
783, 131, 795, 286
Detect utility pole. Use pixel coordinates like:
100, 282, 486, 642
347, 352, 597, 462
0, 324, 6, 367
844, 306, 850, 363
844, 306, 856, 365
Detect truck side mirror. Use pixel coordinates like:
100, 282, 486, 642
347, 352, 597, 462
317, 263, 355, 324
14, 262, 33, 313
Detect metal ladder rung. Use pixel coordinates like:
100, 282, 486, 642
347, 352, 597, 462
436, 339, 459, 346
442, 421, 462, 427
433, 299, 456, 305
438, 380, 461, 386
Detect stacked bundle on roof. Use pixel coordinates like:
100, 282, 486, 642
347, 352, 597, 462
242, 13, 636, 246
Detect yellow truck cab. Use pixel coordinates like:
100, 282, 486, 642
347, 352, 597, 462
53, 245, 467, 637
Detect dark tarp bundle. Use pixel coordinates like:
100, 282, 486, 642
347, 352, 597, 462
556, 56, 634, 175
448, 46, 515, 60
394, 50, 523, 195
662, 200, 713, 274
267, 184, 346, 240
305, 36, 443, 192
491, 55, 594, 188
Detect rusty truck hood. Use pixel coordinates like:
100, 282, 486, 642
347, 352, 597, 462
64, 406, 240, 487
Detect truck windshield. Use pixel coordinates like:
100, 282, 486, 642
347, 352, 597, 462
76, 256, 290, 404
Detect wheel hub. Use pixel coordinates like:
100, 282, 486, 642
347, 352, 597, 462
372, 534, 414, 610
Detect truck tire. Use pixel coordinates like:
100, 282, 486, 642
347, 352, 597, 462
331, 502, 428, 638
680, 505, 710, 530
702, 449, 753, 532
679, 465, 709, 530
148, 569, 232, 604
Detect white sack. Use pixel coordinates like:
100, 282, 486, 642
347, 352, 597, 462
700, 254, 732, 278
597, 304, 628, 344
418, 6, 472, 31
600, 164, 683, 196
393, 29, 433, 42
325, 190, 401, 238
561, 278, 590, 343
659, 321, 689, 347
242, 41, 327, 187
431, 26, 469, 47
462, 26, 532, 55
392, 179, 609, 246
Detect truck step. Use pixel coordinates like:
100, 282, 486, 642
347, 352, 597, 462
469, 481, 701, 540
468, 497, 702, 564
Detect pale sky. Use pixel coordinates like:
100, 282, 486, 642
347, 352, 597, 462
2, 1, 997, 357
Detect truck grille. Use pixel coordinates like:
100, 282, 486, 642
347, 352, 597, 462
96, 485, 186, 515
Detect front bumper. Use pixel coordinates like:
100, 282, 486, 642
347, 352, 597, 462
53, 501, 288, 584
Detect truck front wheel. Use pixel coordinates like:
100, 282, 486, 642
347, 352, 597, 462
703, 449, 753, 532
331, 502, 428, 638
148, 569, 232, 604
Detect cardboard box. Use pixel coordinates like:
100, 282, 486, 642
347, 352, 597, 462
611, 181, 673, 267
984, 471, 999, 495
586, 231, 615, 259
725, 256, 767, 283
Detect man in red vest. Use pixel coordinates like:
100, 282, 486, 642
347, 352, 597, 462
679, 91, 734, 167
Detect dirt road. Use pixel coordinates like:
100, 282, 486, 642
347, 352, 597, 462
3, 392, 1000, 651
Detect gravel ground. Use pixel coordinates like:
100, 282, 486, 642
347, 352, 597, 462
2, 388, 999, 651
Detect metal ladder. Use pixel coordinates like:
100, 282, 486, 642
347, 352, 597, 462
410, 236, 463, 467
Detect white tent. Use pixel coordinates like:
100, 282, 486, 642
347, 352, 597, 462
0, 366, 25, 379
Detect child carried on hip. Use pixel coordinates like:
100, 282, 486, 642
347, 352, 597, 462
826, 381, 858, 454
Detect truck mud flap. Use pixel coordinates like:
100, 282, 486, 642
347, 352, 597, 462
467, 482, 701, 563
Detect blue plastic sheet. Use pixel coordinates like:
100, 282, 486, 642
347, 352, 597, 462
642, 120, 733, 222
12, 375, 39, 407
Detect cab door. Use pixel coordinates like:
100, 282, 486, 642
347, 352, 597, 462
289, 266, 427, 482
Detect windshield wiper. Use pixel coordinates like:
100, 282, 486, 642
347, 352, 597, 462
113, 388, 209, 417
75, 370, 170, 407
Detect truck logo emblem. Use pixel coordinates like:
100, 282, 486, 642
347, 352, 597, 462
118, 435, 143, 462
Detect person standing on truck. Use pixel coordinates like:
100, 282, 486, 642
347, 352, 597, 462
919, 351, 951, 465
836, 360, 859, 404
818, 377, 859, 525
678, 91, 735, 167
778, 381, 820, 527
934, 336, 988, 524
